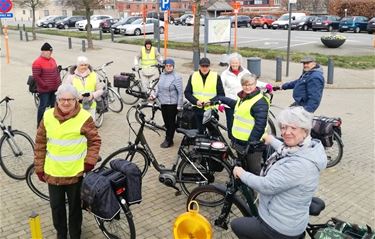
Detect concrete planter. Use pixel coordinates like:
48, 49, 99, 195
321, 38, 346, 48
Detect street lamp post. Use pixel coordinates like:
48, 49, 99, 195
286, 0, 296, 77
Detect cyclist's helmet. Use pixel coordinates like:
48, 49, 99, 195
144, 39, 152, 46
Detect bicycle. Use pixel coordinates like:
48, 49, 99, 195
99, 105, 233, 198
185, 143, 337, 238
0, 96, 35, 180
117, 64, 164, 105
31, 65, 72, 108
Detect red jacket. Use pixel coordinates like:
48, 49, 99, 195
32, 56, 61, 93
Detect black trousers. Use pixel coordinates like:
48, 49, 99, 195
193, 108, 205, 134
161, 104, 178, 143
48, 181, 82, 239
231, 216, 303, 239
37, 92, 56, 127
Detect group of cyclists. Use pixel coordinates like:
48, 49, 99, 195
31, 38, 327, 238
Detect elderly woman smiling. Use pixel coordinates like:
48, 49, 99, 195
231, 106, 327, 239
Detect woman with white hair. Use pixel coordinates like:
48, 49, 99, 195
34, 84, 101, 239
64, 56, 104, 118
221, 53, 272, 139
231, 106, 327, 239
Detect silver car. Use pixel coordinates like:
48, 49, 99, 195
121, 18, 164, 36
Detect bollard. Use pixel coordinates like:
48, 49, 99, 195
17, 24, 19, 30
193, 50, 200, 71
247, 57, 261, 77
276, 57, 282, 82
110, 30, 114, 42
23, 24, 26, 31
20, 30, 23, 40
68, 37, 72, 49
25, 31, 29, 41
327, 58, 334, 84
29, 211, 43, 239
99, 29, 103, 40
82, 40, 86, 52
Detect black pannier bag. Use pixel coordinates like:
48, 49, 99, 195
81, 167, 125, 220
95, 91, 108, 114
176, 102, 197, 130
27, 75, 37, 93
110, 159, 142, 205
113, 72, 135, 88
311, 116, 336, 147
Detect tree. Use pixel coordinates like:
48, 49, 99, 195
13, 0, 47, 40
192, 0, 202, 70
63, 0, 105, 49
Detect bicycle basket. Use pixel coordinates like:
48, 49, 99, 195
314, 218, 375, 239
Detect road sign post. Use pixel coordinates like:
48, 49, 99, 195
231, 1, 241, 51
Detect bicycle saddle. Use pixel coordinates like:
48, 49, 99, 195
309, 197, 325, 216
176, 128, 199, 139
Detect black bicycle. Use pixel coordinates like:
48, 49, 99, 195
117, 64, 164, 105
0, 96, 34, 180
100, 105, 233, 198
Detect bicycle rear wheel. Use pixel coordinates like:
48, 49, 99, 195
118, 80, 141, 105
33, 93, 40, 108
135, 102, 165, 131
95, 111, 104, 128
177, 153, 232, 199
326, 132, 343, 168
107, 87, 123, 113
26, 164, 50, 201
95, 198, 136, 239
187, 185, 250, 238
0, 130, 34, 180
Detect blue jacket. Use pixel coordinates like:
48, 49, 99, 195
282, 65, 324, 112
154, 71, 183, 108
240, 137, 327, 236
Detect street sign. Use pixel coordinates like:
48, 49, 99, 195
289, 0, 297, 3
0, 0, 13, 13
160, 0, 170, 11
0, 12, 12, 18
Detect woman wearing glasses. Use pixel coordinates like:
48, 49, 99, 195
34, 84, 101, 239
64, 56, 104, 118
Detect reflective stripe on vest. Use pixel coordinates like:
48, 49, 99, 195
141, 46, 157, 68
232, 93, 267, 141
191, 71, 218, 110
72, 72, 97, 109
43, 108, 91, 177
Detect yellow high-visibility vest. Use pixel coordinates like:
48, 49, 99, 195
72, 71, 97, 109
141, 46, 157, 68
43, 108, 91, 177
232, 93, 269, 141
191, 71, 217, 110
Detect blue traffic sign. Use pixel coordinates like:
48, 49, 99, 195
160, 0, 170, 11
0, 12, 13, 18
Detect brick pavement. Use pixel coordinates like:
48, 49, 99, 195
0, 32, 374, 238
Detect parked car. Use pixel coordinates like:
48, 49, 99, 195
76, 15, 112, 31
39, 16, 66, 28
312, 15, 341, 32
56, 16, 86, 29
292, 16, 317, 31
272, 13, 306, 29
99, 18, 119, 33
36, 16, 58, 27
121, 18, 164, 36
111, 16, 142, 34
367, 17, 375, 34
147, 11, 174, 24
174, 14, 193, 26
228, 15, 252, 28
185, 15, 205, 26
251, 15, 277, 29
339, 16, 368, 33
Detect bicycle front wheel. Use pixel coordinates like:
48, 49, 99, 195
177, 153, 232, 199
187, 185, 250, 238
0, 130, 35, 180
135, 103, 165, 131
26, 164, 50, 201
118, 80, 141, 105
107, 87, 124, 113
95, 111, 104, 128
95, 198, 136, 239
101, 147, 148, 177
326, 132, 344, 168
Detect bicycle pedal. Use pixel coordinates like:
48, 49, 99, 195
175, 191, 182, 196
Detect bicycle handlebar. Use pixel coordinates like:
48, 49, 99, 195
94, 61, 114, 71
0, 96, 13, 105
132, 64, 165, 72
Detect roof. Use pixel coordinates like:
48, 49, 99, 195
207, 1, 233, 11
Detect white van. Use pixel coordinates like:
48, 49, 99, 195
271, 13, 306, 29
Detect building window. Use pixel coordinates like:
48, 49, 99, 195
62, 10, 67, 16
274, 0, 281, 5
44, 10, 49, 16
255, 0, 263, 4
23, 10, 26, 14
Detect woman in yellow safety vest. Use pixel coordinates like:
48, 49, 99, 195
34, 84, 101, 239
64, 56, 104, 119
219, 73, 270, 175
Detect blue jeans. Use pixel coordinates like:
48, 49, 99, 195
37, 92, 56, 127
225, 107, 234, 140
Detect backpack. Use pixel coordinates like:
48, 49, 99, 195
314, 217, 375, 239
27, 75, 37, 93
311, 116, 337, 147
176, 102, 197, 130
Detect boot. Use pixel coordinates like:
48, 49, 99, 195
160, 140, 173, 148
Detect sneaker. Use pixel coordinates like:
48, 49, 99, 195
160, 140, 173, 148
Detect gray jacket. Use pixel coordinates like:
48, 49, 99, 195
154, 71, 183, 108
239, 137, 327, 236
